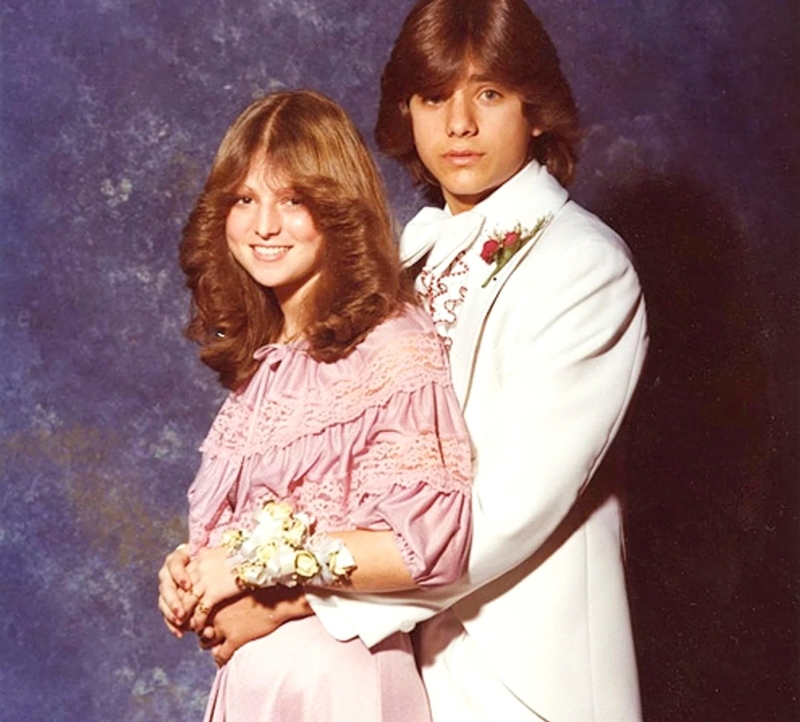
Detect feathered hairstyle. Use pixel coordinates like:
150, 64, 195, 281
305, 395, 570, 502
180, 89, 414, 390
376, 0, 581, 204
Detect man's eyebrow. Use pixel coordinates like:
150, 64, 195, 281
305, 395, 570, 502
410, 74, 506, 98
467, 73, 508, 83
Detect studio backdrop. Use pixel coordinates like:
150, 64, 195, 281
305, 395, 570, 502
1, 1, 796, 720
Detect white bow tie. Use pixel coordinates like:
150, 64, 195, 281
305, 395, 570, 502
399, 207, 486, 272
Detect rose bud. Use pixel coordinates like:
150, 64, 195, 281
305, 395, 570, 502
481, 240, 500, 262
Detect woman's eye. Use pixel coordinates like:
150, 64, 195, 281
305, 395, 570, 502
235, 195, 253, 205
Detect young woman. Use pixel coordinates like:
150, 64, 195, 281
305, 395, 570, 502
157, 89, 472, 722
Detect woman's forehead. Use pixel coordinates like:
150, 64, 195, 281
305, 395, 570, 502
239, 154, 290, 189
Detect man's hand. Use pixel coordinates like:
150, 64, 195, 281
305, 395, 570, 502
200, 586, 313, 666
157, 544, 195, 637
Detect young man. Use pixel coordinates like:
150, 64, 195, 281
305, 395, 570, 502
159, 1, 647, 719
305, 2, 647, 720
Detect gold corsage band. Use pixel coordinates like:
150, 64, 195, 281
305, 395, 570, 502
221, 500, 357, 589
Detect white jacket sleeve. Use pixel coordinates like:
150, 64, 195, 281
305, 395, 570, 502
310, 217, 648, 647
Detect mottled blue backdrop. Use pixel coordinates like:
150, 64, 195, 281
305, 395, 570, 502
1, 1, 797, 720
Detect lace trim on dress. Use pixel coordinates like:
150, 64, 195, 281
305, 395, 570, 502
203, 431, 471, 535
200, 329, 452, 459
352, 431, 472, 499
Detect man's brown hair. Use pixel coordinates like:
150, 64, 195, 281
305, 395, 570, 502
376, 0, 580, 203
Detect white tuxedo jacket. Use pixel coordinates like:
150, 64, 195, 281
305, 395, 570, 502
309, 163, 648, 722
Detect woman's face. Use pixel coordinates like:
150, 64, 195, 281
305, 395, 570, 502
226, 158, 324, 321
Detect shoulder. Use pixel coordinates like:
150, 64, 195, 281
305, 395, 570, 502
358, 303, 439, 349
548, 202, 631, 262
486, 203, 644, 343
513, 202, 639, 293
353, 304, 451, 381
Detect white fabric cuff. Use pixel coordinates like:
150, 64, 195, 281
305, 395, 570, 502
305, 591, 359, 641
306, 588, 448, 648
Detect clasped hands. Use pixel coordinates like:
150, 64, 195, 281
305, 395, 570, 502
157, 544, 311, 666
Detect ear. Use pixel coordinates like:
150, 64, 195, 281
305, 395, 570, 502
531, 127, 543, 138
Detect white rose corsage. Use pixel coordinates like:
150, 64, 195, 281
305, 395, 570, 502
221, 500, 357, 589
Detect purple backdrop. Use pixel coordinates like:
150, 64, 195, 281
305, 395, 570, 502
1, 1, 797, 720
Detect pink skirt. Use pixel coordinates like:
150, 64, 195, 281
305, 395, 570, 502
203, 616, 431, 722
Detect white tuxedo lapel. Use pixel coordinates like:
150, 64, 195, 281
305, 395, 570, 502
446, 163, 570, 405
450, 215, 554, 405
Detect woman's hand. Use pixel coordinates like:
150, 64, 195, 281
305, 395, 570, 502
157, 544, 196, 637
186, 546, 242, 630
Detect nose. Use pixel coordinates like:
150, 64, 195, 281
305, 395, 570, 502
254, 201, 280, 239
445, 94, 477, 138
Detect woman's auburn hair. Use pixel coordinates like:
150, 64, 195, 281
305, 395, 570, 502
375, 0, 581, 204
180, 89, 415, 391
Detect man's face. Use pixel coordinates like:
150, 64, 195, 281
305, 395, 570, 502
408, 63, 540, 214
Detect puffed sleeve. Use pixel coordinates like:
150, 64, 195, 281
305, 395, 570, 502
344, 307, 473, 587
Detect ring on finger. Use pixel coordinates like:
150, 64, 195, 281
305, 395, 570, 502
197, 601, 211, 616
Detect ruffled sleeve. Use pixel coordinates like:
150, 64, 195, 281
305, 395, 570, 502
349, 482, 472, 587
344, 306, 473, 587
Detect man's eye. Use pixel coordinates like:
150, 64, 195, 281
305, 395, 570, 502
481, 89, 502, 101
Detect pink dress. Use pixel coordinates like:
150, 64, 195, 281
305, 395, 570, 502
187, 304, 473, 722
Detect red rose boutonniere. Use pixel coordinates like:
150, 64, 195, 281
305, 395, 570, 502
480, 214, 552, 287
